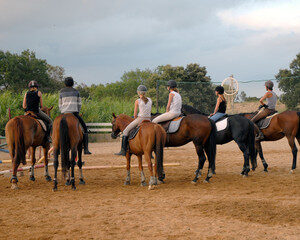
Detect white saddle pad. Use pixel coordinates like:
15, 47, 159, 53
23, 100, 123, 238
216, 118, 228, 132
37, 119, 47, 132
168, 117, 184, 133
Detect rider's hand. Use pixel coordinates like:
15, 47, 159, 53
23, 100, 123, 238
258, 105, 264, 109
209, 113, 213, 117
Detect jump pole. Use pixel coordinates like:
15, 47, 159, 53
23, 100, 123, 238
0, 163, 54, 175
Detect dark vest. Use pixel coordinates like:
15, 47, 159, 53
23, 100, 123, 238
26, 90, 40, 113
218, 100, 226, 113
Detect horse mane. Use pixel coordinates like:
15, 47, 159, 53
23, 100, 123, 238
182, 104, 208, 116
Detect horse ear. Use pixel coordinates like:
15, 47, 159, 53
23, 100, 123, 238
112, 113, 117, 119
49, 106, 53, 111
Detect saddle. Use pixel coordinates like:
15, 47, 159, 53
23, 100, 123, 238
215, 117, 229, 132
25, 112, 47, 132
256, 112, 278, 129
159, 116, 185, 134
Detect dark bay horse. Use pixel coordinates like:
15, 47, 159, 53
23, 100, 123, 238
182, 105, 257, 176
52, 113, 85, 191
151, 113, 216, 183
241, 110, 300, 172
5, 107, 53, 189
111, 114, 166, 189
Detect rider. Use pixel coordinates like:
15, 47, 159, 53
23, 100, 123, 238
59, 77, 91, 154
209, 86, 227, 122
152, 80, 182, 124
22, 81, 52, 142
115, 85, 152, 156
251, 80, 277, 140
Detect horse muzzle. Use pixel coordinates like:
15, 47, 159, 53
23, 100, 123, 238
111, 132, 118, 139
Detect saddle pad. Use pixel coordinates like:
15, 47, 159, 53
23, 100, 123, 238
257, 113, 278, 129
37, 119, 47, 132
168, 117, 184, 134
216, 118, 228, 132
129, 126, 140, 140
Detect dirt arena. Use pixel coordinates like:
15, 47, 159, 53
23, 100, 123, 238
0, 139, 299, 240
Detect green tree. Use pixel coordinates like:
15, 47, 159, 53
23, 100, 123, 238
276, 53, 300, 109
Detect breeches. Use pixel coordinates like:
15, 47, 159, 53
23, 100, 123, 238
123, 117, 150, 136
152, 112, 180, 124
251, 108, 275, 123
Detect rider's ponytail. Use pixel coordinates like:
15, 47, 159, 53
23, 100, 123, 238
138, 91, 149, 104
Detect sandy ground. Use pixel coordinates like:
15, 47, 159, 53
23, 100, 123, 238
0, 139, 299, 240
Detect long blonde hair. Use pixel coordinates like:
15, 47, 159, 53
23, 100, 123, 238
137, 91, 148, 104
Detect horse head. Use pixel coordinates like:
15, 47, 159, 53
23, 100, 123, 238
41, 106, 54, 117
111, 113, 133, 139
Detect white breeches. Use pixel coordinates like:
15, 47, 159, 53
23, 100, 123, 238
152, 112, 180, 124
123, 117, 150, 136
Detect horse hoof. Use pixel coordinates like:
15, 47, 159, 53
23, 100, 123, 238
45, 175, 52, 182
191, 180, 197, 185
243, 174, 248, 178
52, 188, 57, 192
264, 169, 268, 173
65, 180, 71, 186
141, 181, 147, 186
124, 181, 130, 186
29, 176, 35, 181
157, 180, 164, 185
290, 169, 294, 174
11, 184, 19, 190
203, 180, 209, 183
148, 185, 155, 190
72, 186, 76, 190
79, 179, 86, 185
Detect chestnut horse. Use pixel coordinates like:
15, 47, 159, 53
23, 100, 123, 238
151, 113, 217, 183
111, 114, 166, 189
5, 106, 53, 189
52, 113, 85, 191
241, 110, 300, 172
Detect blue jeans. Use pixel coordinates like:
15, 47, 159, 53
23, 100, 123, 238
210, 112, 226, 122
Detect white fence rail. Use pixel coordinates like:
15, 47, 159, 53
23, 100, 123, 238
87, 123, 112, 133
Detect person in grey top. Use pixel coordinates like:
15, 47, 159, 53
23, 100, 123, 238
251, 80, 277, 140
59, 77, 91, 154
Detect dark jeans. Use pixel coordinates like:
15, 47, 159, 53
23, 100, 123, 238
73, 112, 88, 133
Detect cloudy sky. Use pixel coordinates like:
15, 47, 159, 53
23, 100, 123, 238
1, 0, 299, 96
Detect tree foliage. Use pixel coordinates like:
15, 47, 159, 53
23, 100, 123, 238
276, 53, 300, 109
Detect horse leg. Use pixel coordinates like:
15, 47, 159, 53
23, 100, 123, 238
77, 144, 85, 185
11, 160, 20, 190
287, 135, 297, 173
53, 148, 59, 191
43, 145, 52, 181
137, 155, 147, 186
203, 144, 214, 183
255, 141, 268, 172
70, 148, 76, 190
237, 142, 250, 176
192, 143, 206, 184
124, 152, 131, 185
145, 152, 156, 190
29, 147, 36, 181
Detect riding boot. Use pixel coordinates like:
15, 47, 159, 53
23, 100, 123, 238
254, 124, 264, 140
83, 133, 92, 155
114, 136, 129, 156
46, 125, 52, 143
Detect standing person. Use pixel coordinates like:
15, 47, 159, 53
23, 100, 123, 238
152, 80, 182, 124
115, 85, 152, 156
23, 81, 52, 142
251, 80, 277, 140
59, 77, 91, 154
209, 86, 227, 122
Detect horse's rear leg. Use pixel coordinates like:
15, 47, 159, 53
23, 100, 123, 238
124, 152, 131, 185
204, 143, 214, 183
192, 143, 206, 184
255, 141, 268, 172
287, 136, 297, 173
53, 148, 59, 191
43, 144, 52, 181
11, 161, 20, 189
29, 147, 36, 181
77, 144, 85, 185
236, 141, 250, 176
145, 151, 156, 190
70, 148, 76, 190
137, 155, 146, 186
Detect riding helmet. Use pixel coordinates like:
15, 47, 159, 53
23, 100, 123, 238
137, 85, 147, 93
28, 81, 39, 88
167, 80, 177, 88
65, 77, 74, 87
215, 85, 225, 94
265, 80, 274, 89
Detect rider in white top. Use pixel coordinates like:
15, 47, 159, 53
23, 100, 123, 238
115, 85, 152, 156
152, 80, 182, 124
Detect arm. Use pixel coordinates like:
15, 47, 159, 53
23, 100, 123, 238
259, 92, 272, 106
133, 100, 139, 118
22, 93, 27, 110
210, 97, 221, 116
38, 91, 43, 108
166, 93, 174, 112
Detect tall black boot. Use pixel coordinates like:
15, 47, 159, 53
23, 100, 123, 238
45, 124, 52, 143
83, 133, 92, 155
254, 124, 264, 141
114, 136, 129, 156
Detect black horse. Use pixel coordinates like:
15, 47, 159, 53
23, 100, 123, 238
182, 104, 257, 178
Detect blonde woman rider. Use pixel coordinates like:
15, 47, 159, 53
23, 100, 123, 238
115, 85, 152, 156
152, 80, 182, 124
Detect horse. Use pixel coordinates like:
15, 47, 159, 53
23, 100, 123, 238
182, 104, 257, 176
111, 114, 166, 190
5, 106, 53, 189
151, 112, 217, 183
241, 110, 300, 173
52, 113, 85, 191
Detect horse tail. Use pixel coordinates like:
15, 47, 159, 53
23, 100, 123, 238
297, 112, 300, 138
248, 121, 256, 163
207, 119, 217, 172
155, 125, 166, 180
13, 118, 26, 165
60, 116, 70, 177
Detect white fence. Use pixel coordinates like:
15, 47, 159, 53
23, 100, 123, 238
86, 123, 112, 133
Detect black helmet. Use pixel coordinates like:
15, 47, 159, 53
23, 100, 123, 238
137, 85, 147, 92
64, 77, 74, 87
265, 80, 274, 89
28, 81, 39, 88
167, 80, 177, 88
215, 85, 224, 94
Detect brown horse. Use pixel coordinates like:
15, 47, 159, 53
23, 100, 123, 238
151, 113, 217, 183
5, 106, 53, 189
52, 113, 85, 191
111, 114, 166, 189
242, 110, 300, 172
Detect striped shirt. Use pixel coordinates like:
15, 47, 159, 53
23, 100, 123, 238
59, 87, 82, 113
